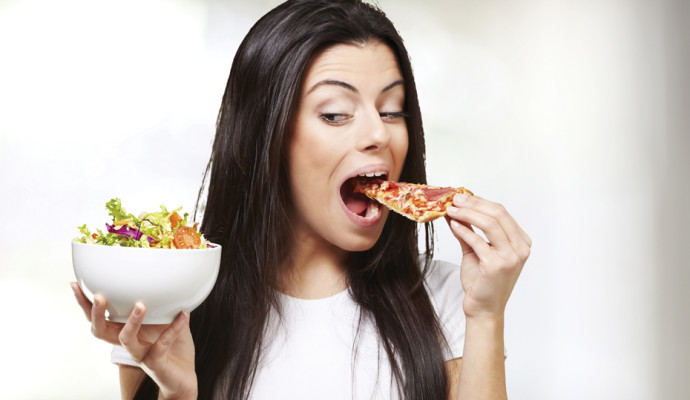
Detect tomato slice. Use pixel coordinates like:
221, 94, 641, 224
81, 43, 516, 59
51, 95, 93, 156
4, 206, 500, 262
170, 211, 183, 229
173, 226, 201, 249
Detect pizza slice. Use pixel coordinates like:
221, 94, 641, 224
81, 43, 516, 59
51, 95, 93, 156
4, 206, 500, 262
353, 179, 473, 223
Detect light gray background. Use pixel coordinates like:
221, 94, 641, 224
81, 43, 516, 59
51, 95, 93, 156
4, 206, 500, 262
0, 0, 688, 398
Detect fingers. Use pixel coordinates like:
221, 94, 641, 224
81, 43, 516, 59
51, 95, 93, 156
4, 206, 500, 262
119, 303, 147, 363
448, 218, 492, 260
144, 312, 190, 366
73, 285, 122, 345
444, 216, 475, 256
447, 205, 511, 254
70, 282, 93, 322
89, 293, 124, 344
457, 194, 531, 252
119, 305, 190, 368
446, 194, 531, 263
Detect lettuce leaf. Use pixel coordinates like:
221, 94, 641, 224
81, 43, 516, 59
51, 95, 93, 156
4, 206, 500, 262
106, 198, 136, 223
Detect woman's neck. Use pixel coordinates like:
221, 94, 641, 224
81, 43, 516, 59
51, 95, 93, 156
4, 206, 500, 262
279, 228, 349, 299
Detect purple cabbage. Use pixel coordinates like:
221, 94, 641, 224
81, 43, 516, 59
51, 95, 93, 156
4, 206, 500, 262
106, 223, 154, 243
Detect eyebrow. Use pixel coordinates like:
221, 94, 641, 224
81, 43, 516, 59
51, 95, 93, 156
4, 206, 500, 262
306, 79, 404, 95
381, 79, 404, 93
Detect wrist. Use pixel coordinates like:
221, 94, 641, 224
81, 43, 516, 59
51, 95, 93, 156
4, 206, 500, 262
465, 315, 505, 341
158, 391, 197, 400
464, 311, 505, 326
157, 380, 198, 400
464, 314, 505, 355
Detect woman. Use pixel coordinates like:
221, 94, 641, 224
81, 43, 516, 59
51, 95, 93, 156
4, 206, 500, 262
72, 1, 530, 399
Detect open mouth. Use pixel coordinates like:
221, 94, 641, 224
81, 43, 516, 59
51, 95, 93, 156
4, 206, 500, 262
339, 172, 387, 222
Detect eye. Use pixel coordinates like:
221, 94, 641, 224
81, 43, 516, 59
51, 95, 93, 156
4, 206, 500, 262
379, 111, 408, 122
320, 113, 352, 125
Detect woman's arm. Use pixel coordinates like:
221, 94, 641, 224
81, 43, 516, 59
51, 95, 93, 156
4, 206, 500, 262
445, 358, 462, 400
444, 193, 531, 399
445, 318, 507, 400
120, 365, 146, 400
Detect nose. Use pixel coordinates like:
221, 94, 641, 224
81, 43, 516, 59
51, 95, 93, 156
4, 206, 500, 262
356, 108, 390, 152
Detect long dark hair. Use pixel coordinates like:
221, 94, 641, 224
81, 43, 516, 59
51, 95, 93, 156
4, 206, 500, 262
135, 1, 448, 398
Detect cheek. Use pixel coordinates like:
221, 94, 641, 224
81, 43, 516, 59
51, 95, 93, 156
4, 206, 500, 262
289, 121, 338, 181
288, 119, 342, 211
392, 126, 409, 177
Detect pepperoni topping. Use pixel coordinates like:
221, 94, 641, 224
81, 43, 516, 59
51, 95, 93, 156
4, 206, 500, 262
421, 187, 455, 201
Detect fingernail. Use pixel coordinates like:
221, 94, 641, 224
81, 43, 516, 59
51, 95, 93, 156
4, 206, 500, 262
179, 311, 189, 323
450, 220, 461, 229
70, 283, 78, 294
133, 303, 143, 316
93, 295, 101, 307
454, 193, 468, 204
447, 206, 459, 214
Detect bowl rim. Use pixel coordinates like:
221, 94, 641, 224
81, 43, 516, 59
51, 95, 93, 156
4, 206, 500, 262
71, 240, 222, 251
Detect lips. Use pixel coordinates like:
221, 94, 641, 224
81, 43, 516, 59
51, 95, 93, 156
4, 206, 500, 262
338, 164, 389, 227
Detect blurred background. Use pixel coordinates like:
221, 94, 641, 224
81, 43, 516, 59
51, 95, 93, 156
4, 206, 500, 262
0, 0, 688, 398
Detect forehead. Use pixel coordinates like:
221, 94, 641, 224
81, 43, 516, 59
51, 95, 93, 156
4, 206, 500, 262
303, 40, 403, 89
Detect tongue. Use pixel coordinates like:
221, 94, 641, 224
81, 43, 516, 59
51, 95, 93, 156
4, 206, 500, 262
343, 193, 369, 215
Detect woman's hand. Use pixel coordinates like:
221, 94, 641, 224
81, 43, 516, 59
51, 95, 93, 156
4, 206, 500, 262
445, 194, 531, 321
71, 282, 198, 400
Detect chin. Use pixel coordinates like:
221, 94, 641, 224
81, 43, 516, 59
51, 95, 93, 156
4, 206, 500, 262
336, 224, 387, 252
340, 239, 378, 252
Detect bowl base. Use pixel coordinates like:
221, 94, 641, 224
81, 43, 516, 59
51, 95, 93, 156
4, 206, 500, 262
107, 316, 176, 325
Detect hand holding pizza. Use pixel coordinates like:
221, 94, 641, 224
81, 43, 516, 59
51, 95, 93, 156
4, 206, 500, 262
445, 194, 531, 321
353, 178, 530, 319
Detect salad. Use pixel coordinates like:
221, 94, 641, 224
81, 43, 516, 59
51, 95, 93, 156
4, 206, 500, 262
75, 198, 208, 249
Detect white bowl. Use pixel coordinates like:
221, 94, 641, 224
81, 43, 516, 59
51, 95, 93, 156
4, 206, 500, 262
72, 241, 221, 324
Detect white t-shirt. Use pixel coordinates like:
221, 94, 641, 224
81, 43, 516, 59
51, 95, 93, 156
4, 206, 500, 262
112, 259, 466, 399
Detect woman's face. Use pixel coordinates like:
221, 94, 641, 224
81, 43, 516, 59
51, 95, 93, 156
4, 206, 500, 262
288, 40, 409, 253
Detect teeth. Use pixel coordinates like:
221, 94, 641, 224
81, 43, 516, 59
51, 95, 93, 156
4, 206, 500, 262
370, 202, 380, 217
363, 201, 380, 220
358, 171, 386, 178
